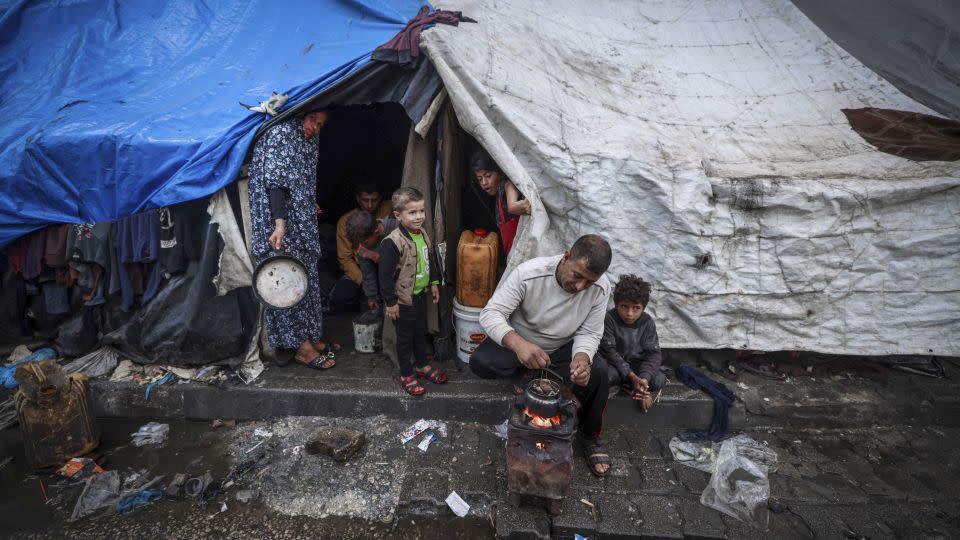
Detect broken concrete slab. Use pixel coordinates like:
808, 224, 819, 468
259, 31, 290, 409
305, 426, 366, 462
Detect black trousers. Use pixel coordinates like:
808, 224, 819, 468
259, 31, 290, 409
470, 338, 609, 437
393, 292, 428, 377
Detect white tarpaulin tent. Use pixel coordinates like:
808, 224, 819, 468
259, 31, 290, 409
422, 0, 960, 355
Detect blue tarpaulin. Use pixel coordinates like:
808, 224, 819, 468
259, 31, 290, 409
0, 0, 427, 247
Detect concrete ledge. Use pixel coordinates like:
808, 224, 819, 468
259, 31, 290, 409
90, 351, 733, 429
87, 350, 960, 430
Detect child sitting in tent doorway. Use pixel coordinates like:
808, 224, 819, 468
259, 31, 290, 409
470, 148, 530, 255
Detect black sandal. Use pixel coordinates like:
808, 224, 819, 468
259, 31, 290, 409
583, 438, 611, 478
302, 353, 336, 370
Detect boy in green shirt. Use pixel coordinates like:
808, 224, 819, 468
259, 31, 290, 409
378, 187, 448, 397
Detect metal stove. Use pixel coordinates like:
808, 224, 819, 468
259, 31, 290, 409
505, 394, 577, 514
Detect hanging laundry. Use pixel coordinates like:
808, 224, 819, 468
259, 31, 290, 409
372, 6, 472, 66
115, 210, 161, 312
66, 223, 112, 269
43, 224, 71, 268
42, 282, 70, 314
158, 206, 185, 275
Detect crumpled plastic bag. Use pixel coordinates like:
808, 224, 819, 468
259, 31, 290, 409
63, 346, 120, 378
71, 470, 120, 521
131, 422, 170, 447
700, 435, 779, 529
669, 437, 719, 473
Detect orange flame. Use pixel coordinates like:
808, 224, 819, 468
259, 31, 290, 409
523, 407, 561, 428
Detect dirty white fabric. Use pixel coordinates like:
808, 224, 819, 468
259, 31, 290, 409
209, 186, 254, 296
423, 0, 960, 355
209, 182, 265, 382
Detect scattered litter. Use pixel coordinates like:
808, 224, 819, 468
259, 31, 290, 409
116, 488, 161, 514
164, 473, 188, 498
399, 419, 448, 444
805, 366, 813, 373
700, 434, 779, 529
579, 498, 595, 508
110, 360, 143, 382
762, 397, 770, 402
208, 501, 228, 518
0, 347, 57, 388
56, 458, 104, 480
253, 427, 273, 438
71, 470, 120, 521
211, 419, 237, 430
417, 432, 437, 452
575, 535, 587, 540
493, 419, 509, 440
184, 472, 213, 498
63, 346, 120, 378
144, 372, 177, 399
235, 489, 254, 503
6, 344, 32, 363
131, 422, 169, 447
670, 437, 719, 473
737, 382, 750, 390
245, 440, 265, 454
0, 396, 17, 430
445, 491, 470, 517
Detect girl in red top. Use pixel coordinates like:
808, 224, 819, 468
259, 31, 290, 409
470, 149, 531, 255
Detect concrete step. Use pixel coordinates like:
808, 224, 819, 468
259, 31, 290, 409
90, 350, 743, 431
88, 347, 960, 431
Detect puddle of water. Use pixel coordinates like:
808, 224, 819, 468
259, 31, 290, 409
0, 418, 231, 531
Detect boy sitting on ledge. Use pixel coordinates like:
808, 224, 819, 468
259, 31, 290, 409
597, 275, 665, 412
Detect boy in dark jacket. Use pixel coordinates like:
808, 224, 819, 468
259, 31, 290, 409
598, 275, 665, 412
378, 187, 448, 397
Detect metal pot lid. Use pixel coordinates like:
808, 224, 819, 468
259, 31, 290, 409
253, 255, 309, 310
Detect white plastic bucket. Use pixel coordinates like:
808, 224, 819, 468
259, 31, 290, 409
452, 299, 485, 363
353, 311, 382, 353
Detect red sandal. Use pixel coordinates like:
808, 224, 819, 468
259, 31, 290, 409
399, 375, 426, 397
415, 365, 448, 384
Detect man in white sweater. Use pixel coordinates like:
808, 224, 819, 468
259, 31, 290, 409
472, 235, 614, 477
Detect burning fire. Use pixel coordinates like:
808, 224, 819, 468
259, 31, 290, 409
523, 407, 561, 428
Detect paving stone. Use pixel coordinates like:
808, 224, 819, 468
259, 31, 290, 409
785, 476, 842, 504
789, 504, 849, 537
861, 503, 960, 539
495, 503, 551, 540
593, 493, 644, 539
838, 458, 904, 499
551, 489, 600, 539
675, 465, 709, 494
398, 467, 450, 516
721, 510, 812, 540
870, 468, 936, 503
808, 472, 869, 504
448, 424, 499, 506
677, 498, 726, 539
604, 458, 642, 495
637, 459, 681, 495
634, 495, 684, 539
622, 430, 666, 461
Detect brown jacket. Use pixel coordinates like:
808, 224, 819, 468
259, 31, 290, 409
377, 225, 440, 307
336, 201, 393, 284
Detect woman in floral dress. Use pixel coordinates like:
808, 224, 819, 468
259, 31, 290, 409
248, 110, 337, 369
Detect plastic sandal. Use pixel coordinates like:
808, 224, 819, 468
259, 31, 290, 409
399, 375, 425, 397
415, 365, 448, 384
